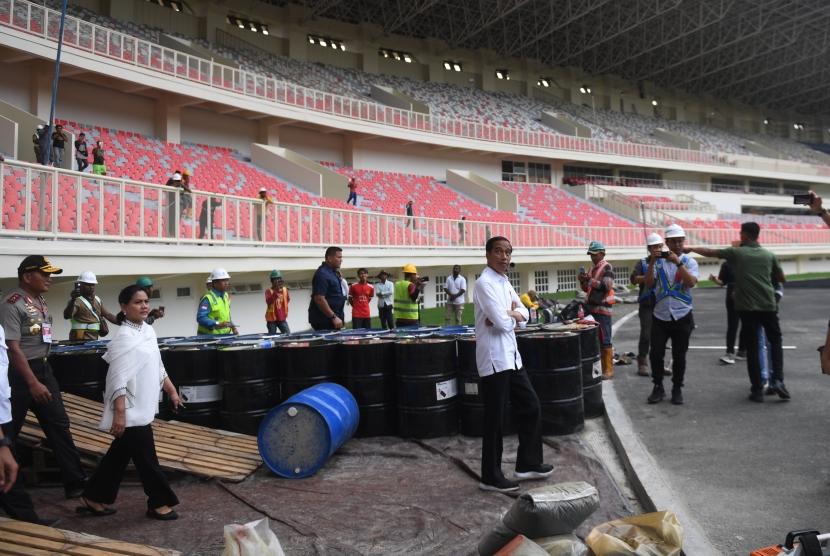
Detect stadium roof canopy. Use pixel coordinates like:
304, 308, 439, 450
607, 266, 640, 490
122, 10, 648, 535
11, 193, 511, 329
272, 0, 830, 115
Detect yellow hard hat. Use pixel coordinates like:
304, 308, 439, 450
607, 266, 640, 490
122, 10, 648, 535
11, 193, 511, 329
402, 263, 418, 274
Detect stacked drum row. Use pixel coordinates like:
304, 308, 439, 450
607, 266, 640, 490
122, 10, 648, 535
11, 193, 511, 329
49, 325, 604, 439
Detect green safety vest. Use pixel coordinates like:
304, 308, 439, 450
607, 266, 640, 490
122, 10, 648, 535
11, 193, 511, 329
197, 290, 232, 334
70, 296, 102, 333
394, 280, 419, 321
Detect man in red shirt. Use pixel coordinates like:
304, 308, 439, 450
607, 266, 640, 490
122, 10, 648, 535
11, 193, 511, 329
348, 268, 374, 328
264, 270, 290, 334
346, 177, 357, 206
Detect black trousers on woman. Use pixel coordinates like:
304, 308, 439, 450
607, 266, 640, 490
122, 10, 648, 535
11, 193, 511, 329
83, 424, 178, 510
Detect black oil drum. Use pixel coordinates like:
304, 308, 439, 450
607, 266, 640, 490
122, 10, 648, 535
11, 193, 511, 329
160, 342, 221, 427
340, 338, 396, 437
579, 325, 604, 418
518, 332, 584, 435
457, 337, 515, 437
395, 338, 458, 438
218, 345, 281, 435
275, 339, 337, 400
49, 345, 108, 402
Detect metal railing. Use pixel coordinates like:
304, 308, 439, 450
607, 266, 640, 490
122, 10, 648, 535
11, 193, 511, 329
3, 160, 829, 249
3, 0, 830, 179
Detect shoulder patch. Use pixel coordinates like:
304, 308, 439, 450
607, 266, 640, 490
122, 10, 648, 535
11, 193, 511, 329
5, 293, 21, 304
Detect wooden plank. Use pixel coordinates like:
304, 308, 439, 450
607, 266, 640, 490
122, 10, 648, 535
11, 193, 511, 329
20, 393, 262, 482
0, 519, 180, 555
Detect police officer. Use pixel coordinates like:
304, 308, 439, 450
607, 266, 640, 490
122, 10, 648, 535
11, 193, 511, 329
197, 268, 238, 335
62, 271, 117, 341
0, 256, 87, 499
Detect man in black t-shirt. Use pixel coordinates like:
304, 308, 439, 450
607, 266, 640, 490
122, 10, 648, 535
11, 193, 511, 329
51, 125, 68, 168
710, 261, 744, 364
74, 133, 89, 172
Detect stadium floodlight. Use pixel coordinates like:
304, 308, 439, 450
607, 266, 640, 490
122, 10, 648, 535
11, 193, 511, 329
453, 63, 462, 72
340, 43, 346, 51
262, 26, 269, 36
237, 19, 245, 29
249, 22, 256, 31
496, 69, 510, 80
539, 78, 550, 88
651, 99, 659, 106
393, 52, 401, 60
763, 118, 769, 125
403, 54, 412, 63
580, 85, 591, 94
319, 38, 327, 46
443, 61, 452, 70
308, 36, 315, 44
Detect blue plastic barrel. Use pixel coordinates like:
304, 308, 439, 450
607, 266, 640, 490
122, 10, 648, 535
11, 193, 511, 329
258, 382, 359, 478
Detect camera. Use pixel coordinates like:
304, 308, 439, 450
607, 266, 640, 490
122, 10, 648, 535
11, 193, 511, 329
793, 193, 813, 206
419, 276, 430, 282
660, 251, 671, 258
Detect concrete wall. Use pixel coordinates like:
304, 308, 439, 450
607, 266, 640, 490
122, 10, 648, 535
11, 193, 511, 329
0, 115, 18, 159
370, 85, 429, 114
251, 143, 347, 198
180, 107, 257, 154
447, 169, 518, 212
352, 139, 501, 181
541, 111, 592, 138
0, 99, 44, 163
653, 128, 700, 150
279, 125, 345, 164
59, 79, 155, 136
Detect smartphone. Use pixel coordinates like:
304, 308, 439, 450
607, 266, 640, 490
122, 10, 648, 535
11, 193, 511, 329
660, 251, 671, 258
793, 193, 813, 205
159, 306, 165, 311
578, 267, 585, 274
420, 276, 430, 282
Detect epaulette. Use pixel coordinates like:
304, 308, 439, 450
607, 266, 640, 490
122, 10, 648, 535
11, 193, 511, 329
5, 293, 21, 304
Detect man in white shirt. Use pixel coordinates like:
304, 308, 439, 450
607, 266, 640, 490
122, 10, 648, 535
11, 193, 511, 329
374, 271, 394, 330
474, 236, 554, 492
443, 265, 467, 325
0, 324, 56, 525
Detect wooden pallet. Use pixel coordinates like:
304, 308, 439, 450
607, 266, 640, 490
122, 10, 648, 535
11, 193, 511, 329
0, 517, 181, 555
17, 393, 262, 482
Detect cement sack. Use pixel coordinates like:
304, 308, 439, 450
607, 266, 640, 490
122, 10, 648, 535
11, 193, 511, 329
494, 534, 550, 556
479, 521, 520, 555
222, 517, 285, 556
585, 510, 682, 556
503, 482, 600, 539
534, 534, 592, 556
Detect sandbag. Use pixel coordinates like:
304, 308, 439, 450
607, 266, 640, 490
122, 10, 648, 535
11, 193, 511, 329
495, 535, 550, 556
479, 521, 520, 556
535, 534, 592, 556
222, 517, 285, 556
503, 482, 600, 539
585, 511, 682, 556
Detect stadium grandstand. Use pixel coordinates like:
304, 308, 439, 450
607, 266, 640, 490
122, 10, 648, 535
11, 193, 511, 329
1, 0, 830, 339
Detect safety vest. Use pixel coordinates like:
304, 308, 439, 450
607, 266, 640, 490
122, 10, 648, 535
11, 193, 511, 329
197, 290, 232, 334
637, 258, 656, 303
586, 260, 615, 316
264, 287, 289, 321
654, 256, 693, 305
70, 295, 102, 333
393, 280, 419, 321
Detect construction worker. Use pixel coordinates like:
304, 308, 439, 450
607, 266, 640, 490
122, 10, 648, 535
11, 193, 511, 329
394, 264, 426, 327
265, 270, 290, 334
630, 233, 664, 376
578, 241, 616, 380
135, 276, 165, 325
196, 268, 237, 335
62, 271, 117, 341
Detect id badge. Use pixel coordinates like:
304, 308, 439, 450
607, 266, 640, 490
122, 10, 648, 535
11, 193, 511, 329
41, 322, 52, 343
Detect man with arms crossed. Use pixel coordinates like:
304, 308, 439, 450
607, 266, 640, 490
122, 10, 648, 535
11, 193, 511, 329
475, 236, 553, 492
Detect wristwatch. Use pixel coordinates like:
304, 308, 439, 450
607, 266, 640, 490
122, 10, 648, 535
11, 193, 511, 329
676, 262, 684, 268
0, 436, 11, 448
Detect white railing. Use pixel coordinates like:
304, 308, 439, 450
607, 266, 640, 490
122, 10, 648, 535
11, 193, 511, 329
3, 0, 830, 180
3, 160, 829, 249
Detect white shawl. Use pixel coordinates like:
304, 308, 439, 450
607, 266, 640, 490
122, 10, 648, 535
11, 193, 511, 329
100, 321, 166, 429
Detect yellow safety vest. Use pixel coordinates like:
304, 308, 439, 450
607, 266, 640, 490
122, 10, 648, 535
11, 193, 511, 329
197, 290, 232, 334
394, 280, 419, 321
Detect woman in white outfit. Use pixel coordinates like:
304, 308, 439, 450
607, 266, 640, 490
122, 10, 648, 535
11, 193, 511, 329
77, 285, 183, 520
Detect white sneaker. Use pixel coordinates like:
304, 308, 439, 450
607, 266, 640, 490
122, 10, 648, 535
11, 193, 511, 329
734, 351, 747, 361
719, 353, 736, 365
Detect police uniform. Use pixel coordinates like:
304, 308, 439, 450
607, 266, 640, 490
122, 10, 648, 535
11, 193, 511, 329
0, 262, 86, 498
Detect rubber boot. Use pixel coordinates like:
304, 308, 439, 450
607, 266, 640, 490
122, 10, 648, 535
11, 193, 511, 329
601, 347, 614, 380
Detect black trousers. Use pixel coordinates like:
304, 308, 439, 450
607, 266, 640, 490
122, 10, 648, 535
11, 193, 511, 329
650, 313, 694, 388
725, 294, 744, 354
0, 422, 39, 522
637, 300, 654, 359
378, 306, 394, 330
480, 368, 543, 483
352, 317, 371, 329
738, 311, 784, 393
83, 425, 178, 510
9, 359, 86, 488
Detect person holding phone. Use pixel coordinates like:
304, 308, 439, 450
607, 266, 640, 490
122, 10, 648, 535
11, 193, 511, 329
135, 277, 165, 325
394, 264, 426, 327
78, 285, 182, 520
63, 272, 118, 341
806, 190, 830, 228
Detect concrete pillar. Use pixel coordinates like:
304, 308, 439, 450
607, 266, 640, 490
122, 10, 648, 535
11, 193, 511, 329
154, 98, 181, 144
257, 118, 281, 146
29, 60, 52, 120
203, 4, 226, 44
342, 134, 356, 167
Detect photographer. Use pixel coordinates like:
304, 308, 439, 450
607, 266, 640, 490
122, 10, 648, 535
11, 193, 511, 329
394, 264, 426, 327
807, 190, 830, 229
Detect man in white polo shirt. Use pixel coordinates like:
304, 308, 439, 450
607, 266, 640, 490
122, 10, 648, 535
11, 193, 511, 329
474, 236, 553, 492
444, 265, 467, 325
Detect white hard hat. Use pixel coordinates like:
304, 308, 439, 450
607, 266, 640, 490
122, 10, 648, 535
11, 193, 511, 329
206, 275, 213, 284
172, 172, 182, 181
259, 187, 267, 193
77, 271, 97, 284
664, 224, 686, 239
209, 268, 230, 281
646, 233, 663, 246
